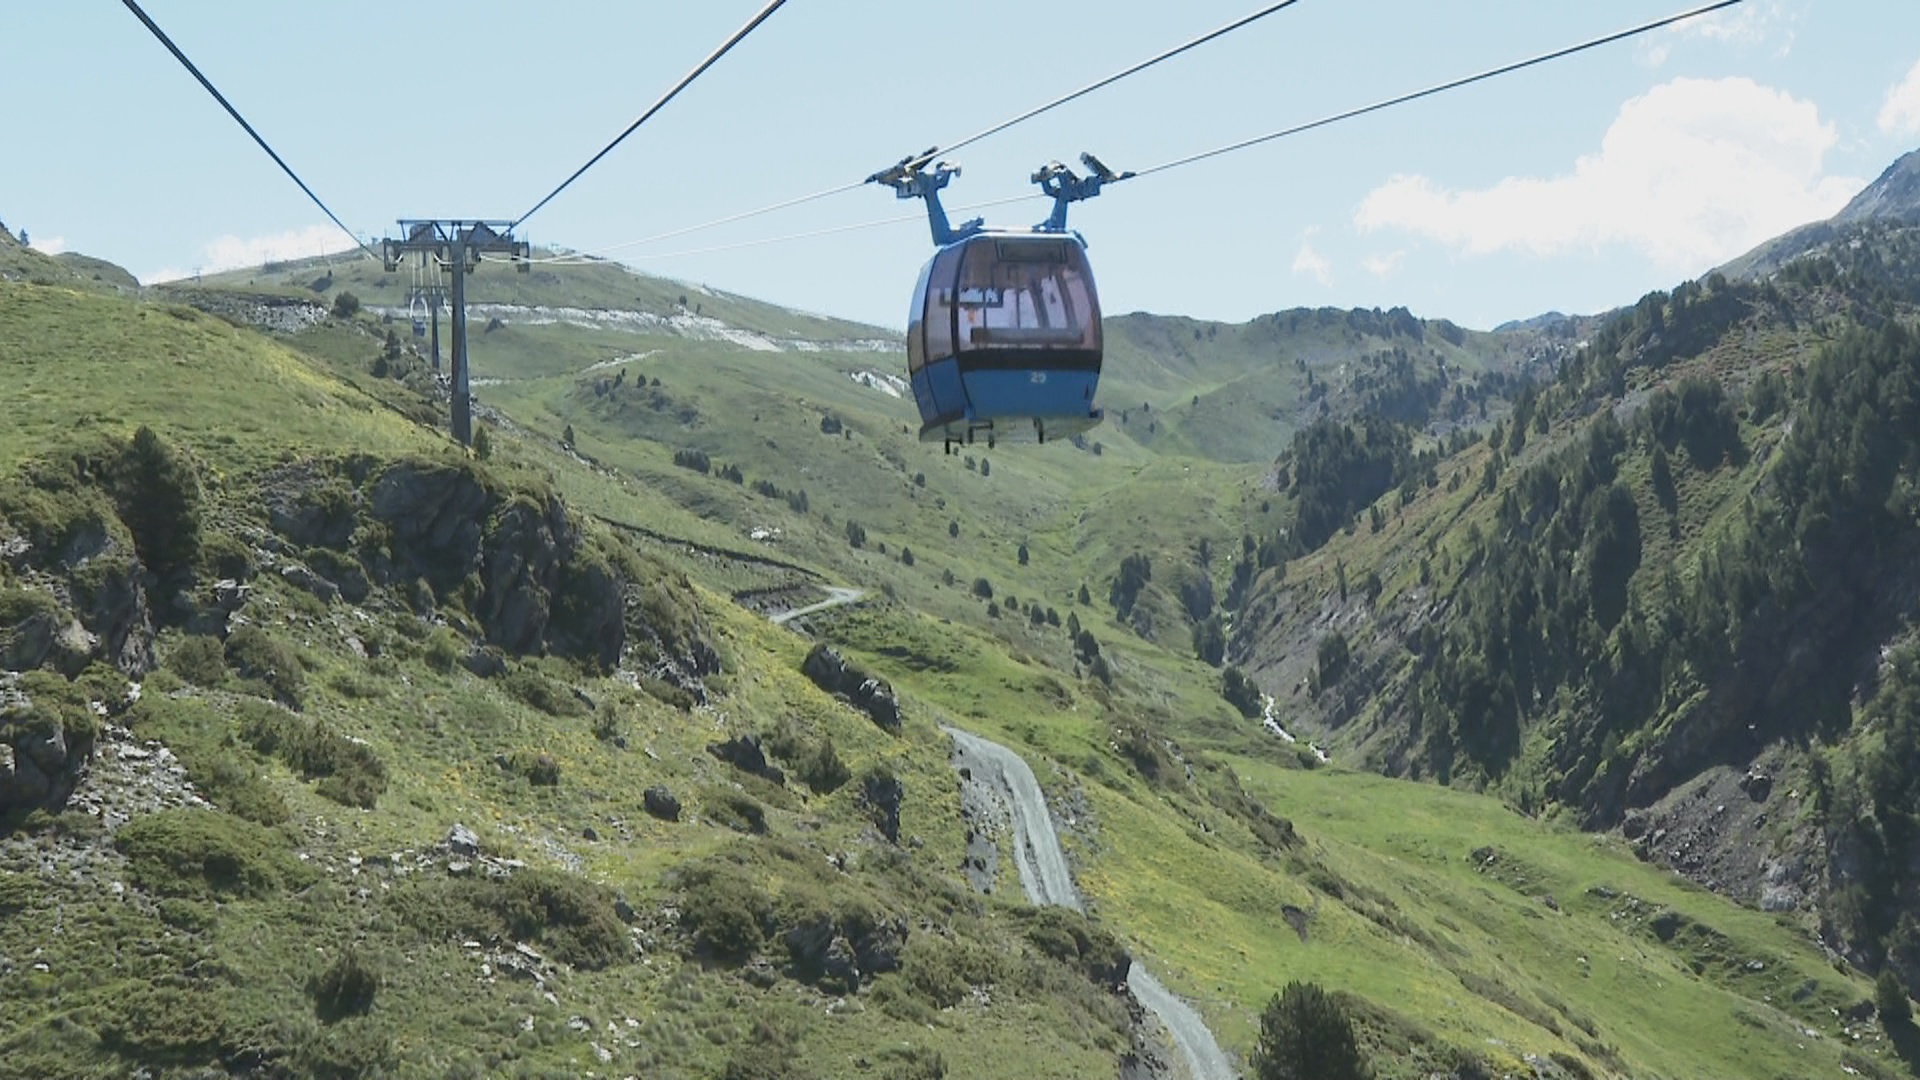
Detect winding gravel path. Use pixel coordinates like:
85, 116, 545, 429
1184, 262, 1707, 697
945, 725, 1238, 1080
768, 586, 865, 626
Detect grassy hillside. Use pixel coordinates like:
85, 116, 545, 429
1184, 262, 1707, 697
4, 227, 1914, 1080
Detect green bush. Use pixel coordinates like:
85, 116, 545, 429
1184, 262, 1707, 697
225, 625, 305, 706
503, 665, 586, 717
164, 633, 228, 687
422, 628, 464, 674
639, 674, 696, 711
238, 701, 387, 808
1878, 969, 1911, 1027
401, 867, 630, 970
0, 584, 61, 625
310, 948, 381, 1023
1251, 980, 1372, 1080
115, 808, 311, 900
677, 862, 771, 963
113, 425, 202, 580
508, 751, 561, 787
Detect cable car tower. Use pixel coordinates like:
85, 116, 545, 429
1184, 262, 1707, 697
381, 220, 529, 447
872, 151, 1129, 452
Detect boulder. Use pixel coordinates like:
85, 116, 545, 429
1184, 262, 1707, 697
706, 735, 785, 787
851, 915, 907, 976
447, 823, 481, 857
643, 786, 681, 822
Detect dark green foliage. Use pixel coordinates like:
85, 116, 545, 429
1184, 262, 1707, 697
1879, 969, 1912, 1027
224, 625, 304, 706
502, 664, 587, 717
845, 519, 867, 548
1252, 981, 1372, 1080
112, 426, 202, 580
972, 577, 993, 600
1288, 416, 1413, 553
1650, 444, 1678, 514
901, 546, 915, 566
1017, 541, 1029, 565
1223, 665, 1263, 719
238, 700, 387, 809
0, 583, 60, 625
1021, 906, 1130, 986
1317, 632, 1351, 687
115, 808, 312, 900
1110, 552, 1152, 618
309, 948, 381, 1023
1646, 377, 1743, 469
677, 862, 772, 962
330, 290, 360, 318
406, 868, 631, 970
1118, 724, 1175, 785
164, 633, 226, 687
639, 674, 696, 711
472, 425, 492, 460
673, 447, 711, 473
1193, 615, 1226, 666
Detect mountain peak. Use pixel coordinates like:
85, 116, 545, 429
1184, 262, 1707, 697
1833, 147, 1920, 225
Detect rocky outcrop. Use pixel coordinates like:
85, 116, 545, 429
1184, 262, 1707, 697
782, 910, 907, 993
801, 644, 901, 733
643, 786, 681, 822
706, 735, 785, 787
0, 672, 97, 812
858, 770, 904, 844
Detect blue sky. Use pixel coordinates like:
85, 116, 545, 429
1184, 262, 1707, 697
6, 1, 1918, 331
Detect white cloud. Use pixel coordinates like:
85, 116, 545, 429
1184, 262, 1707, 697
28, 235, 67, 255
1291, 230, 1332, 286
1637, 0, 1799, 66
1879, 59, 1920, 136
1362, 250, 1405, 279
140, 224, 358, 284
1355, 77, 1860, 272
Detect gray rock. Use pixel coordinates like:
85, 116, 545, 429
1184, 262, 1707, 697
706, 735, 785, 786
642, 786, 680, 822
447, 823, 481, 857
281, 563, 340, 604
801, 644, 901, 733
859, 771, 904, 844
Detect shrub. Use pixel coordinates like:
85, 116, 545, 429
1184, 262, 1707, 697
405, 868, 630, 970
1222, 665, 1263, 719
972, 577, 993, 600
502, 665, 586, 718
115, 808, 311, 900
225, 626, 305, 706
1251, 981, 1371, 1080
1878, 969, 1912, 1027
508, 751, 562, 787
331, 291, 361, 318
237, 701, 387, 809
309, 948, 381, 1023
165, 634, 228, 687
423, 628, 463, 674
114, 425, 202, 580
677, 863, 771, 963
796, 736, 851, 795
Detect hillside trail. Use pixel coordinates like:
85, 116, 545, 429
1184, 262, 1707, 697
945, 724, 1239, 1080
767, 586, 866, 626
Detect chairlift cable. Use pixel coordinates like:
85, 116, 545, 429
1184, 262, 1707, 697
1129, 0, 1746, 180
536, 0, 1310, 263
119, 0, 378, 261
511, 0, 790, 230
